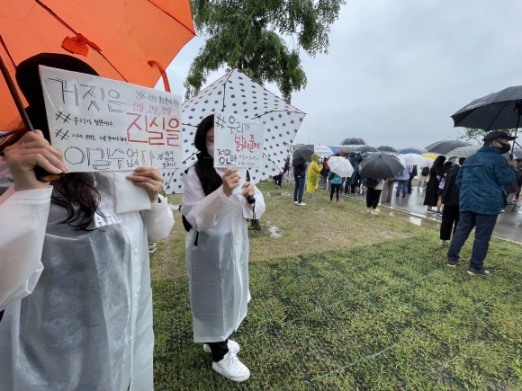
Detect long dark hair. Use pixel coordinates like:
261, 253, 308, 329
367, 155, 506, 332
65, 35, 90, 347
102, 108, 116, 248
0, 53, 103, 230
193, 114, 223, 196
430, 155, 446, 176
0, 124, 100, 231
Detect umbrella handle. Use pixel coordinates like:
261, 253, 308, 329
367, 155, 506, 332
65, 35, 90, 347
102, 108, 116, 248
0, 54, 64, 182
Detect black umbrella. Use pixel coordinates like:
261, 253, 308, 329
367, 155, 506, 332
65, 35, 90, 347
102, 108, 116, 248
359, 152, 405, 179
292, 144, 314, 166
356, 145, 378, 153
451, 86, 522, 150
340, 137, 367, 146
377, 145, 397, 153
425, 140, 471, 155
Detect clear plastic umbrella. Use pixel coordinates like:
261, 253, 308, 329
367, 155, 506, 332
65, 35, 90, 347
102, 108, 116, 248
398, 153, 425, 166
445, 145, 480, 159
327, 156, 354, 178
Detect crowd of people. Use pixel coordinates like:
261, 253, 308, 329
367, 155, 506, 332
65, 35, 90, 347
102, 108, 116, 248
289, 131, 521, 278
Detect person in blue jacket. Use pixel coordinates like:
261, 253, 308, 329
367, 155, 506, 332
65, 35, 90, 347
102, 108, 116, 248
447, 131, 517, 276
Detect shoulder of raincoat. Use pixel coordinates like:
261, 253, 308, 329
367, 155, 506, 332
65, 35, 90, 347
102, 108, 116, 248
456, 145, 516, 214
181, 167, 265, 342
0, 164, 174, 391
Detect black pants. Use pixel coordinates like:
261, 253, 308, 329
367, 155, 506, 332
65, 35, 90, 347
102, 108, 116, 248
366, 188, 382, 208
440, 204, 460, 240
407, 178, 414, 194
208, 339, 229, 362
273, 174, 282, 186
330, 184, 341, 201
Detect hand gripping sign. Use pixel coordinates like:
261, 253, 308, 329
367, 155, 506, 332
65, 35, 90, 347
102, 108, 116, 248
40, 66, 183, 172
213, 112, 265, 169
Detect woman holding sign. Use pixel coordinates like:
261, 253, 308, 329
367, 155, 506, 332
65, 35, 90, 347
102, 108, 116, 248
0, 54, 174, 391
181, 114, 266, 382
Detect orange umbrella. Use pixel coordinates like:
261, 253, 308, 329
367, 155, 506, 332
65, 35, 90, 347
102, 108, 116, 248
0, 0, 195, 129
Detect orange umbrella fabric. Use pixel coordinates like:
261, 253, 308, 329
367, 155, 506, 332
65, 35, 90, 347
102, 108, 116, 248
0, 0, 195, 129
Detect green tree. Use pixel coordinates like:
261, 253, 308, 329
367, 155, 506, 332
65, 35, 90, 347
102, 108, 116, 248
459, 128, 519, 144
184, 0, 346, 102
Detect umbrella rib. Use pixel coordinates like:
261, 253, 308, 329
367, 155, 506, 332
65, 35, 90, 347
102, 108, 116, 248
146, 1, 196, 35
35, 0, 128, 82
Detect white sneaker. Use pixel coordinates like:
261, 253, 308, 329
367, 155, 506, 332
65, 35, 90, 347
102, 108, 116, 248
297, 202, 307, 206
294, 201, 298, 205
212, 351, 250, 382
203, 340, 240, 355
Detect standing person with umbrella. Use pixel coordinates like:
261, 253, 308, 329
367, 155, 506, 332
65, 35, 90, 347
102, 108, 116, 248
364, 177, 385, 215
359, 152, 405, 205
181, 115, 266, 381
423, 155, 446, 214
447, 131, 517, 276
306, 153, 323, 200
293, 155, 308, 206
328, 170, 343, 204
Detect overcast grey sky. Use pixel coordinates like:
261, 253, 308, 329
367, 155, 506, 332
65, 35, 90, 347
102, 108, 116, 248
162, 0, 522, 150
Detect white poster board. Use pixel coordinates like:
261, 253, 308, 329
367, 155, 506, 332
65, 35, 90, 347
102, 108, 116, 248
40, 66, 182, 172
213, 112, 264, 169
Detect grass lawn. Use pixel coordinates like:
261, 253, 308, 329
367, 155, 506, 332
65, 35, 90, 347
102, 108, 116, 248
151, 183, 522, 390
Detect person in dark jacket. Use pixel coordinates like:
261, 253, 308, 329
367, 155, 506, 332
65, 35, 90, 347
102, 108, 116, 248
407, 165, 418, 194
293, 162, 307, 206
447, 131, 517, 276
423, 155, 446, 214
439, 158, 465, 245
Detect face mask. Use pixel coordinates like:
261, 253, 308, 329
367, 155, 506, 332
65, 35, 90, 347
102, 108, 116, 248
496, 142, 511, 154
206, 144, 214, 158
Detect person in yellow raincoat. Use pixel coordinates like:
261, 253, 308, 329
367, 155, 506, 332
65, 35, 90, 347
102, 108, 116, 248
306, 153, 323, 200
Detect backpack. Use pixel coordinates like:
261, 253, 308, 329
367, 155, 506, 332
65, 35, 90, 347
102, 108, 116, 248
365, 178, 379, 189
421, 167, 430, 176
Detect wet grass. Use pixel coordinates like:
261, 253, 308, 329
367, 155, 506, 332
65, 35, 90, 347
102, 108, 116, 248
151, 182, 522, 390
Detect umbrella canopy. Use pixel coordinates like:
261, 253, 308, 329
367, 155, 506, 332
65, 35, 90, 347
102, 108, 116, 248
356, 145, 378, 153
445, 145, 481, 159
425, 140, 471, 155
422, 153, 439, 160
340, 137, 367, 146
451, 86, 522, 130
422, 157, 434, 168
327, 156, 354, 178
292, 144, 315, 166
314, 145, 333, 158
334, 144, 367, 153
398, 153, 425, 166
0, 0, 196, 129
359, 153, 405, 180
377, 145, 397, 153
162, 69, 306, 193
398, 148, 422, 155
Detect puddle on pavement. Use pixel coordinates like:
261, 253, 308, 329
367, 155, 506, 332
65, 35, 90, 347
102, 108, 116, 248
387, 211, 441, 230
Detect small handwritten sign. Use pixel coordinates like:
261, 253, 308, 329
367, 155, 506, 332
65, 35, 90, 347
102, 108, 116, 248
40, 66, 182, 172
213, 112, 264, 168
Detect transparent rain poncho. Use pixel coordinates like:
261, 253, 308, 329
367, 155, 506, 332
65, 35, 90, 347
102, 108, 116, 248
181, 167, 265, 342
0, 166, 174, 391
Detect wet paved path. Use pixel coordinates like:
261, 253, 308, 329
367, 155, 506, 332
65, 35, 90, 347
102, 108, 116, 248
317, 181, 522, 244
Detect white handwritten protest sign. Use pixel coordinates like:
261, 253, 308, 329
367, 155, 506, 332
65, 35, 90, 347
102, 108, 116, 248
213, 112, 264, 169
40, 66, 182, 172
